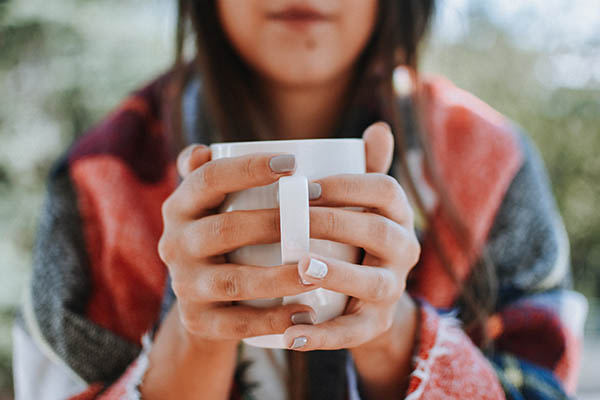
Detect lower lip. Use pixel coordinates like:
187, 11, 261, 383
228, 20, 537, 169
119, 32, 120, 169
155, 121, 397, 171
269, 17, 331, 30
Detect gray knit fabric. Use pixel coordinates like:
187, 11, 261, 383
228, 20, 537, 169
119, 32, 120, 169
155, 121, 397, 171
26, 161, 140, 384
485, 131, 571, 306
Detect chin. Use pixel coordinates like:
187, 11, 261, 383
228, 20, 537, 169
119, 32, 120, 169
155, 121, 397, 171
258, 55, 350, 88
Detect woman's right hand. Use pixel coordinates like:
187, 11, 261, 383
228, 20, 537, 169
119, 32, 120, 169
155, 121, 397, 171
158, 144, 316, 345
142, 145, 316, 399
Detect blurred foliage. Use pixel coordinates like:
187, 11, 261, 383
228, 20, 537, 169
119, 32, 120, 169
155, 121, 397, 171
0, 310, 14, 398
0, 0, 598, 398
0, 0, 174, 396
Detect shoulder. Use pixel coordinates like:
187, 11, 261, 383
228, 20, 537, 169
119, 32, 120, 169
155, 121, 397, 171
418, 75, 523, 162
406, 75, 529, 306
407, 74, 525, 223
66, 71, 176, 183
416, 75, 526, 211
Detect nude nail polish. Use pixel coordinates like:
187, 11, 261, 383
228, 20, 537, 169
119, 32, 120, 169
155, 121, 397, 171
269, 154, 296, 173
291, 312, 314, 325
308, 182, 322, 200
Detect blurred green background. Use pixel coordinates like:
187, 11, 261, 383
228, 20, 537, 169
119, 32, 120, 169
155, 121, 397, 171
0, 0, 598, 398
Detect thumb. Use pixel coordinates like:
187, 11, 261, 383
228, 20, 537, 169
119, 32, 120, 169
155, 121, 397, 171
176, 144, 211, 178
363, 122, 394, 173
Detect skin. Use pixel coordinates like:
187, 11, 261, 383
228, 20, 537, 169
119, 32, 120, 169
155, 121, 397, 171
217, 0, 379, 139
142, 1, 420, 399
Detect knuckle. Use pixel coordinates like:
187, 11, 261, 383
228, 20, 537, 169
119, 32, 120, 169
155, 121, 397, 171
378, 174, 403, 203
339, 176, 361, 197
170, 278, 189, 300
338, 327, 354, 347
405, 234, 421, 266
157, 235, 175, 264
197, 162, 218, 189
324, 209, 343, 235
178, 308, 200, 334
369, 216, 395, 247
212, 270, 242, 299
208, 214, 239, 246
370, 272, 391, 302
232, 315, 251, 336
410, 239, 421, 265
161, 196, 175, 218
239, 156, 258, 181
379, 174, 399, 191
267, 211, 280, 237
265, 310, 281, 333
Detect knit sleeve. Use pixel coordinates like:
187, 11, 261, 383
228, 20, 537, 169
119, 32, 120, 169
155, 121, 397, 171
403, 133, 586, 400
14, 158, 145, 399
480, 132, 587, 398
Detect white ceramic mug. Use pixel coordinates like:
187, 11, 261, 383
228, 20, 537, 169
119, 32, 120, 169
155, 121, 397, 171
210, 139, 365, 348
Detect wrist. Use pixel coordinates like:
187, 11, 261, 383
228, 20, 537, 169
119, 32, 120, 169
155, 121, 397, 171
175, 311, 238, 357
141, 305, 238, 400
350, 294, 418, 398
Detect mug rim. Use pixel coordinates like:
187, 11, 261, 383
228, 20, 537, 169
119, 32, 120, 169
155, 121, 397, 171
210, 138, 363, 148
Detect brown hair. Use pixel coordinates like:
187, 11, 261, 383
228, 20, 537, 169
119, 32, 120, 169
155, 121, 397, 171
171, 0, 497, 395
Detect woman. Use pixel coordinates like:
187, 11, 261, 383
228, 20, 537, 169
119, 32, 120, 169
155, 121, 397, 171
13, 0, 586, 399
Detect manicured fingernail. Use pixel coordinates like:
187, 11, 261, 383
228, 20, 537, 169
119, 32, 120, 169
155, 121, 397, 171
291, 312, 314, 325
306, 258, 328, 279
269, 154, 296, 173
308, 182, 322, 200
291, 336, 308, 349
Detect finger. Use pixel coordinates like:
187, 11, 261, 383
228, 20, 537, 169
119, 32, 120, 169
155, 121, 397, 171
363, 122, 394, 174
178, 302, 316, 340
309, 173, 413, 225
183, 209, 280, 258
171, 263, 316, 302
283, 306, 388, 351
310, 207, 411, 262
166, 153, 296, 218
177, 144, 211, 178
297, 254, 403, 303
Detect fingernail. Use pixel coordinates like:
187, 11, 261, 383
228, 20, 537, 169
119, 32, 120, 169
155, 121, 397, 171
269, 154, 296, 173
306, 258, 328, 279
291, 336, 308, 349
291, 312, 314, 325
308, 182, 322, 200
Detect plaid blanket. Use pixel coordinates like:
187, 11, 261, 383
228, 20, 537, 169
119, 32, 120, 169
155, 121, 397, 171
13, 70, 587, 399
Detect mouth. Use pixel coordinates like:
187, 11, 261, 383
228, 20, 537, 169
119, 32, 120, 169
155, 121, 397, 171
266, 5, 334, 26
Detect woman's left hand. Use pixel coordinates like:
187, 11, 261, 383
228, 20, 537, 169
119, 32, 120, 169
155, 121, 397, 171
283, 122, 421, 395
284, 121, 420, 350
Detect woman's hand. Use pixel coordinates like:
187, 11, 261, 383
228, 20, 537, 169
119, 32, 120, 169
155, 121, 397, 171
148, 123, 419, 398
144, 146, 318, 399
282, 122, 421, 397
158, 146, 317, 345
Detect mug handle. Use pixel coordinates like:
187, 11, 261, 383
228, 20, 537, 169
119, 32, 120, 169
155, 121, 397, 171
278, 176, 310, 264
